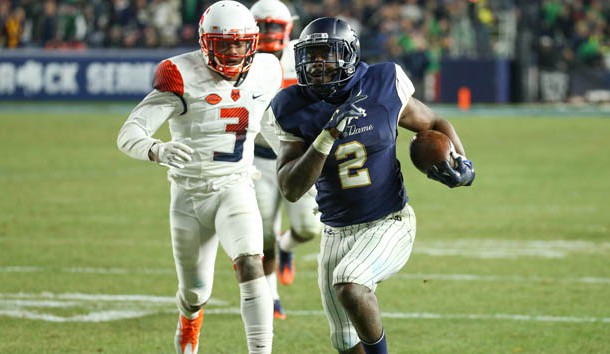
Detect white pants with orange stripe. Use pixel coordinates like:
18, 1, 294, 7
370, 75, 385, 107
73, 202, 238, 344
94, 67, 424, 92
317, 204, 416, 351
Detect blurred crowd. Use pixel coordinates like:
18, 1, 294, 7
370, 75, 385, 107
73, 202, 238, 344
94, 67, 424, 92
0, 0, 186, 49
537, 0, 610, 71
1, 0, 609, 79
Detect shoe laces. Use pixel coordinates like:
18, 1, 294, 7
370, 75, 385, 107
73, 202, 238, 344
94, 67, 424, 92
180, 311, 203, 344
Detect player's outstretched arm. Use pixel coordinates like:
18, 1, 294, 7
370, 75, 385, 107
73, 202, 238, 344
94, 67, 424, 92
276, 140, 327, 202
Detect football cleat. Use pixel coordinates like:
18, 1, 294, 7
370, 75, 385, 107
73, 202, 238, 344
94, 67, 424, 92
273, 299, 287, 320
174, 310, 203, 354
277, 244, 295, 286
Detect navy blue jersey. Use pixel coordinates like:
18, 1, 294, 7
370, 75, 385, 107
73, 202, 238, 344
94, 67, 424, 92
272, 62, 414, 227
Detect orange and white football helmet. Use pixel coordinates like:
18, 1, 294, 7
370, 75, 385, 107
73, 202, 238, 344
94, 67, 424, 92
198, 0, 259, 77
250, 0, 293, 52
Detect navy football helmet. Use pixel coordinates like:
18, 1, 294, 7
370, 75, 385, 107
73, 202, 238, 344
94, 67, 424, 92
294, 17, 360, 98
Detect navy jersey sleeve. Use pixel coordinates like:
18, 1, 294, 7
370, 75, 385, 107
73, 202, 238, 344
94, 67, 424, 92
272, 86, 335, 145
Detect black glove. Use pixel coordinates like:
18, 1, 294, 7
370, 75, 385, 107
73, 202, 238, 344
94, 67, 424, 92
427, 155, 475, 188
324, 93, 368, 137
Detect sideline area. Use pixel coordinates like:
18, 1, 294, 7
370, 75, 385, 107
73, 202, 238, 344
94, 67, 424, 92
1, 101, 610, 118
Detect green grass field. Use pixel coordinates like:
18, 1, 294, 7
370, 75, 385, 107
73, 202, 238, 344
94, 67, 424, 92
0, 103, 608, 354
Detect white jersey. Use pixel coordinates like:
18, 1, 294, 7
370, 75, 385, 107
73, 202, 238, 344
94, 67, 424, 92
254, 40, 297, 149
280, 40, 298, 88
117, 50, 282, 179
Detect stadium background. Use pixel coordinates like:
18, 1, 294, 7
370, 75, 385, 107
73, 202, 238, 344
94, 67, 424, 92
1, 1, 609, 353
1, 0, 609, 102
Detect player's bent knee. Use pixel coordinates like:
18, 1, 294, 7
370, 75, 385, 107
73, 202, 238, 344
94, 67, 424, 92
334, 283, 369, 311
234, 254, 265, 282
177, 287, 211, 312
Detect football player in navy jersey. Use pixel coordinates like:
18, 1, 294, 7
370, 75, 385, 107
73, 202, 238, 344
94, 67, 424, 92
267, 17, 475, 354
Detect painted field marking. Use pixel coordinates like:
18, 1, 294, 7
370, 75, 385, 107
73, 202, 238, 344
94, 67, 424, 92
0, 266, 174, 275
1, 292, 608, 324
301, 239, 610, 261
205, 308, 610, 324
2, 266, 609, 285
0, 292, 226, 323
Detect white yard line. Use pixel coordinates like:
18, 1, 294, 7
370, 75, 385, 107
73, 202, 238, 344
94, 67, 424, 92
195, 308, 610, 324
0, 292, 608, 324
0, 266, 174, 275
0, 292, 227, 305
0, 309, 164, 322
301, 238, 610, 260
2, 266, 609, 285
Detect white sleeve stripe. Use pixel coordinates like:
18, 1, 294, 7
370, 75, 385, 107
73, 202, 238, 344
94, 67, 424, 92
395, 63, 415, 123
279, 135, 305, 143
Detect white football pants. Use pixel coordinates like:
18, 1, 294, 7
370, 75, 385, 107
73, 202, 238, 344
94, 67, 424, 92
318, 204, 416, 351
169, 173, 264, 309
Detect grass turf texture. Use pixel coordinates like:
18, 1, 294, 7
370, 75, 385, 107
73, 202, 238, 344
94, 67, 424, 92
0, 105, 608, 353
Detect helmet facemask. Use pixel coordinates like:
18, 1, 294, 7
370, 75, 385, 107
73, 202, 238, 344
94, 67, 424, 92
295, 37, 358, 98
200, 33, 259, 77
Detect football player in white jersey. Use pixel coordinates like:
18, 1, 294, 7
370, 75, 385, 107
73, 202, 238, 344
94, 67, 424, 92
116, 2, 282, 353
250, 0, 322, 320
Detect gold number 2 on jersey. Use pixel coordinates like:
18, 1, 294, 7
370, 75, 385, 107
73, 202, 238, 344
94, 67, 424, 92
335, 141, 371, 189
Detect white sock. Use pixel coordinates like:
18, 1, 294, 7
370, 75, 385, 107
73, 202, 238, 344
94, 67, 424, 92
239, 277, 274, 354
278, 230, 299, 252
265, 272, 279, 300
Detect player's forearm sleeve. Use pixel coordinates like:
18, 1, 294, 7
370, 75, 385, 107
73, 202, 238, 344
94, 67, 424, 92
259, 108, 281, 155
117, 122, 161, 161
116, 90, 181, 161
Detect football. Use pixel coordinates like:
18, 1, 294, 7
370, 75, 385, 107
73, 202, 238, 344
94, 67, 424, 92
409, 130, 455, 174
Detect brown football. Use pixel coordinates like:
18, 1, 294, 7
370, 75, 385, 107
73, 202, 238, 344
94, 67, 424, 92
409, 130, 455, 174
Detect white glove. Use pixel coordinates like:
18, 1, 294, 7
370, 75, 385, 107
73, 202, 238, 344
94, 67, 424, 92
150, 141, 194, 169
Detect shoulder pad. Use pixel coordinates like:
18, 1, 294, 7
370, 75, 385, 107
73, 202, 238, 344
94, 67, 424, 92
154, 60, 184, 96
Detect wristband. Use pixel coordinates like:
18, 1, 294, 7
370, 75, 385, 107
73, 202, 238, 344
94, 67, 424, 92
311, 129, 335, 155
